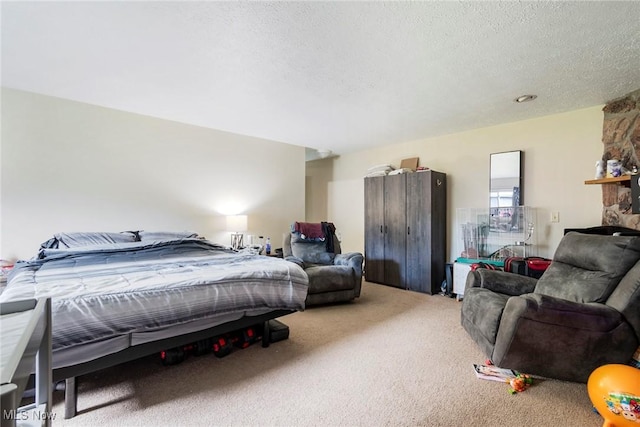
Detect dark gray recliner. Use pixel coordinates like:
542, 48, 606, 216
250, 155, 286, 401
283, 231, 363, 306
461, 232, 640, 382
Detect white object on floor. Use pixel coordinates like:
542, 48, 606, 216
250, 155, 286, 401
453, 262, 472, 300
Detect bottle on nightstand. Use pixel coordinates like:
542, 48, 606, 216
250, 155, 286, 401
265, 237, 271, 255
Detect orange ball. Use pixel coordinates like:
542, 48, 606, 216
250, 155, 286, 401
587, 364, 640, 427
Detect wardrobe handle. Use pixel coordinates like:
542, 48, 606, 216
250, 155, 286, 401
407, 226, 410, 235
380, 225, 383, 233
385, 225, 388, 234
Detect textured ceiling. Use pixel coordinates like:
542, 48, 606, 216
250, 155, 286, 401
2, 1, 640, 159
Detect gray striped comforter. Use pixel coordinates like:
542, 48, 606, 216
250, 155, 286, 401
0, 239, 308, 351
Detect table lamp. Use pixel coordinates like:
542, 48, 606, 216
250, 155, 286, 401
226, 215, 248, 250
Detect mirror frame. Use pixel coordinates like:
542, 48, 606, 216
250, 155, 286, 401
490, 150, 523, 209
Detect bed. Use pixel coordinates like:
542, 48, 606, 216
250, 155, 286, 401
0, 231, 309, 418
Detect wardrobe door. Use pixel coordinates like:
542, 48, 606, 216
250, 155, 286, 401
406, 171, 447, 294
364, 176, 385, 283
429, 171, 447, 293
406, 172, 430, 293
383, 174, 407, 288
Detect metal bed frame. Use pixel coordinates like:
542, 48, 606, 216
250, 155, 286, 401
1, 298, 52, 427
51, 309, 294, 419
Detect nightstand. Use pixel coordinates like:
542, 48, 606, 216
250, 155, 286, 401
266, 249, 283, 258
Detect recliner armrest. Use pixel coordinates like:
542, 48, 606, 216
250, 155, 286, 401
335, 252, 363, 276
335, 252, 364, 299
504, 293, 624, 331
492, 292, 634, 382
465, 269, 537, 296
284, 255, 305, 269
334, 252, 363, 267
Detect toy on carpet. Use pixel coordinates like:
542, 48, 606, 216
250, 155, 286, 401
508, 374, 533, 394
484, 359, 534, 394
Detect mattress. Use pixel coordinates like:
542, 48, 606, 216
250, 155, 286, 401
0, 238, 308, 368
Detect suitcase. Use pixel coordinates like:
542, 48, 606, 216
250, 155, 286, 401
504, 257, 551, 279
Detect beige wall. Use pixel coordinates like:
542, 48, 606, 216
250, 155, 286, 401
1, 88, 306, 260
1, 88, 606, 262
308, 106, 605, 260
305, 159, 333, 224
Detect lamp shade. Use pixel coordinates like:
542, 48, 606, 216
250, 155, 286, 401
226, 215, 248, 232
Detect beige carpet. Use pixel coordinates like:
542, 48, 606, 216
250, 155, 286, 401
50, 282, 603, 426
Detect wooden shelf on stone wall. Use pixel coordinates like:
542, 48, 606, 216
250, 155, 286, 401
585, 175, 631, 186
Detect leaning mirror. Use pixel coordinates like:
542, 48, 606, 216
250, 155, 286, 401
490, 151, 523, 232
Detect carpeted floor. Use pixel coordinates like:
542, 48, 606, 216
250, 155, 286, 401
49, 282, 603, 426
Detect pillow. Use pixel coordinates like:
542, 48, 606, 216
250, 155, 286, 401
52, 231, 138, 248
137, 231, 200, 241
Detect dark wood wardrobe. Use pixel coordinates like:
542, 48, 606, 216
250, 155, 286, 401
364, 170, 447, 294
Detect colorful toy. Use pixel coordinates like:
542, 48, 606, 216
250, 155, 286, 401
478, 359, 534, 394
588, 364, 640, 427
508, 373, 533, 394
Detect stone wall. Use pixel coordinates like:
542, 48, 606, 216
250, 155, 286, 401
601, 88, 640, 228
